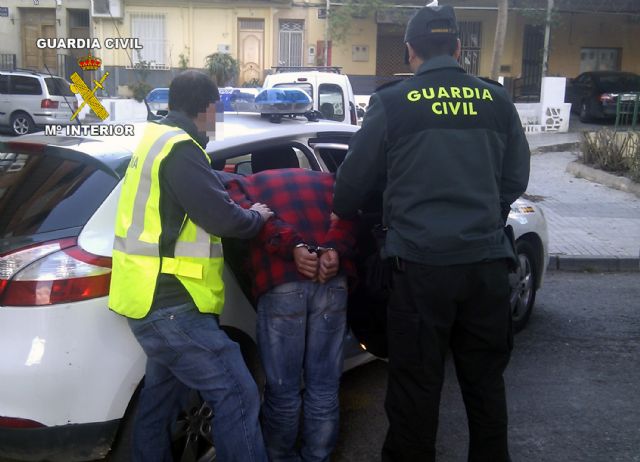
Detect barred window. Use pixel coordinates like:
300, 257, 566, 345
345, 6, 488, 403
278, 21, 304, 67
131, 13, 167, 67
458, 21, 481, 76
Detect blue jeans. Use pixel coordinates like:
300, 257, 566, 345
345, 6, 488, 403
127, 302, 267, 462
257, 276, 348, 462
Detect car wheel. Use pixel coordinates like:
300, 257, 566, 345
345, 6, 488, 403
171, 390, 217, 462
10, 112, 35, 136
579, 101, 591, 123
509, 240, 538, 332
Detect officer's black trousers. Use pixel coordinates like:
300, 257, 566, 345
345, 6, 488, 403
381, 259, 513, 462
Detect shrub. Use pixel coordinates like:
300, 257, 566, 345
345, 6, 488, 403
128, 81, 153, 102
204, 53, 239, 87
581, 129, 635, 174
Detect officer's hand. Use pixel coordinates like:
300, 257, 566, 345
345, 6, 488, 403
293, 246, 319, 279
250, 202, 274, 222
318, 249, 339, 283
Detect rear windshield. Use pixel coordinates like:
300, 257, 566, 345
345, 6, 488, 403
0, 151, 118, 239
596, 74, 640, 93
45, 77, 74, 97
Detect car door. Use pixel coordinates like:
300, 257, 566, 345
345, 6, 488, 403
8, 75, 43, 122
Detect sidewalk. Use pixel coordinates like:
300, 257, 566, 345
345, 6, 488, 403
525, 131, 640, 272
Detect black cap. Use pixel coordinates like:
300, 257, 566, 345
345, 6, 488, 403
404, 5, 457, 42
404, 5, 457, 64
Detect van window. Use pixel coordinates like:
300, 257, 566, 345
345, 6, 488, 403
318, 84, 344, 122
273, 82, 313, 100
0, 75, 8, 94
45, 77, 74, 97
9, 76, 42, 95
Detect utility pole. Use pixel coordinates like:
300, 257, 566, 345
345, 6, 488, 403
542, 0, 553, 77
324, 0, 330, 66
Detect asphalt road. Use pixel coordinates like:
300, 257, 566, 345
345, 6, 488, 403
1, 272, 637, 462
333, 271, 640, 462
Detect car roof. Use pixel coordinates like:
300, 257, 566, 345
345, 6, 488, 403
0, 69, 55, 78
581, 71, 639, 77
8, 112, 357, 162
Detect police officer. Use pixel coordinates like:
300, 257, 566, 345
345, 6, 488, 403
108, 70, 272, 461
333, 4, 530, 462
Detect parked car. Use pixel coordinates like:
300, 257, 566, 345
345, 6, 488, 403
0, 104, 548, 461
219, 87, 261, 112
565, 71, 640, 122
0, 69, 79, 136
145, 87, 169, 116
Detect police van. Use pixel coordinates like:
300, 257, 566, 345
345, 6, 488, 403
263, 67, 359, 125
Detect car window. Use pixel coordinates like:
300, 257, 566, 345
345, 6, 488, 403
575, 74, 589, 85
9, 76, 42, 95
45, 77, 74, 97
221, 146, 313, 175
0, 151, 118, 238
317, 148, 347, 173
0, 75, 8, 94
318, 84, 345, 121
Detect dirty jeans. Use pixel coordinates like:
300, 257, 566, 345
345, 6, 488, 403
257, 276, 348, 462
127, 301, 267, 462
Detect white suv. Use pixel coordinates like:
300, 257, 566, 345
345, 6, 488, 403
0, 70, 78, 136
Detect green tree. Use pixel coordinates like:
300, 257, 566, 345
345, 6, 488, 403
178, 47, 190, 70
204, 53, 239, 86
327, 0, 386, 44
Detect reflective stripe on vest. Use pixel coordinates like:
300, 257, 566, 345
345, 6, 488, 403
108, 123, 225, 319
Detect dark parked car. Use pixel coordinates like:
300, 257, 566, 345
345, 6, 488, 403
565, 71, 640, 122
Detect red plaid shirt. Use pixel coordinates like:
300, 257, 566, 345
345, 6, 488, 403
225, 169, 357, 298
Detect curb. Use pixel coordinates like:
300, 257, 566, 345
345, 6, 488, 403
547, 255, 640, 272
566, 161, 640, 198
531, 141, 581, 155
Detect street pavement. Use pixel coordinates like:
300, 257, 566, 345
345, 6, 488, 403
525, 128, 640, 272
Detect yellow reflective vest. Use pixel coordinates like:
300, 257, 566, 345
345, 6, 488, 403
108, 123, 225, 319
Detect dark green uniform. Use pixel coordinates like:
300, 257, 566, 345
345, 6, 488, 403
334, 55, 529, 462
334, 55, 530, 266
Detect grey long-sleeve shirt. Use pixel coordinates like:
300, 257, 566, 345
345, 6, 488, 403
152, 111, 263, 310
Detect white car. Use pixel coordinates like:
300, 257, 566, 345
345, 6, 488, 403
0, 70, 79, 136
0, 107, 548, 461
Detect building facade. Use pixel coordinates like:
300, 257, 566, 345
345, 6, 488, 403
0, 0, 91, 77
2, 0, 638, 99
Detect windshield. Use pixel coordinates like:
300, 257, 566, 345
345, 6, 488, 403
0, 151, 118, 240
274, 83, 314, 99
45, 77, 74, 97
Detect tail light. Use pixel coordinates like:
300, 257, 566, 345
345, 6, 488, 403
0, 238, 111, 306
41, 99, 59, 109
599, 93, 615, 103
0, 416, 46, 429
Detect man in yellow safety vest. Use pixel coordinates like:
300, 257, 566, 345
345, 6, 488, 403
109, 70, 272, 462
